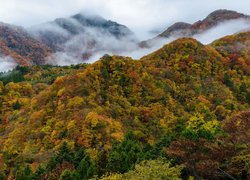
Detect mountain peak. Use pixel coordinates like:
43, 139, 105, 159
205, 9, 246, 21
159, 22, 191, 37
142, 9, 250, 47
71, 13, 107, 26
195, 9, 249, 29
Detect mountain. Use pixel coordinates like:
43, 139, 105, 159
0, 22, 53, 66
0, 31, 249, 179
1, 10, 248, 67
29, 13, 138, 62
141, 9, 250, 47
211, 31, 250, 73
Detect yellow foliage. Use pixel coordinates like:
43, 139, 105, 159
67, 96, 84, 108
19, 97, 30, 106
159, 109, 178, 134
202, 120, 219, 134
41, 126, 52, 135
54, 76, 64, 85
0, 81, 3, 94
187, 113, 219, 134
187, 113, 205, 132
67, 120, 76, 131
57, 88, 65, 97
79, 112, 123, 148
55, 121, 65, 131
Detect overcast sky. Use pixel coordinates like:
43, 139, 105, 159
0, 0, 250, 39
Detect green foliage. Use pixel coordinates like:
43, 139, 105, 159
59, 170, 74, 180
0, 70, 25, 85
102, 159, 183, 180
31, 165, 46, 180
15, 165, 32, 180
44, 142, 96, 179
107, 132, 146, 173
77, 156, 96, 180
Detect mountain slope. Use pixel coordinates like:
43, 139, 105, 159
0, 22, 53, 66
211, 31, 250, 73
141, 9, 250, 47
0, 32, 249, 179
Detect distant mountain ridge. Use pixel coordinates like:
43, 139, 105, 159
29, 13, 137, 61
0, 9, 249, 68
30, 13, 136, 51
140, 9, 250, 47
0, 22, 53, 66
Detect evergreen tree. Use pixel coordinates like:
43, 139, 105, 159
107, 132, 145, 173
77, 155, 96, 180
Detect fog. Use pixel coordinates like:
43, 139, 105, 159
194, 19, 250, 44
29, 16, 138, 66
47, 27, 138, 65
48, 18, 250, 65
118, 19, 250, 60
0, 56, 17, 72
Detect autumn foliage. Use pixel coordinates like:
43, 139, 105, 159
0, 32, 249, 179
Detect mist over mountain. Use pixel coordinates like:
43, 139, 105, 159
0, 9, 249, 69
0, 22, 53, 67
28, 13, 138, 65
140, 10, 250, 48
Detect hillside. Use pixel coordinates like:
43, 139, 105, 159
0, 32, 249, 179
211, 31, 250, 73
0, 22, 53, 66
141, 9, 250, 47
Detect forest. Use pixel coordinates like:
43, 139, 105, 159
0, 32, 249, 179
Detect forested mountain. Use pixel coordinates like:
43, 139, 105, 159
0, 31, 249, 179
140, 9, 250, 47
0, 22, 53, 66
0, 10, 249, 68
0, 13, 137, 66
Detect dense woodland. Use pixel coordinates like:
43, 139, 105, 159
0, 32, 249, 179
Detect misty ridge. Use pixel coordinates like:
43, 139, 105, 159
27, 13, 138, 65
0, 9, 250, 71
129, 18, 250, 59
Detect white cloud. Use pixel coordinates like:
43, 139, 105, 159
194, 19, 250, 44
121, 19, 250, 59
0, 56, 17, 72
0, 0, 249, 39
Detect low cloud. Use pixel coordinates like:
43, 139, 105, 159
30, 18, 138, 65
44, 18, 250, 65
0, 56, 17, 72
120, 19, 250, 60
194, 19, 250, 44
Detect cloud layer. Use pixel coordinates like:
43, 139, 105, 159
0, 56, 17, 72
